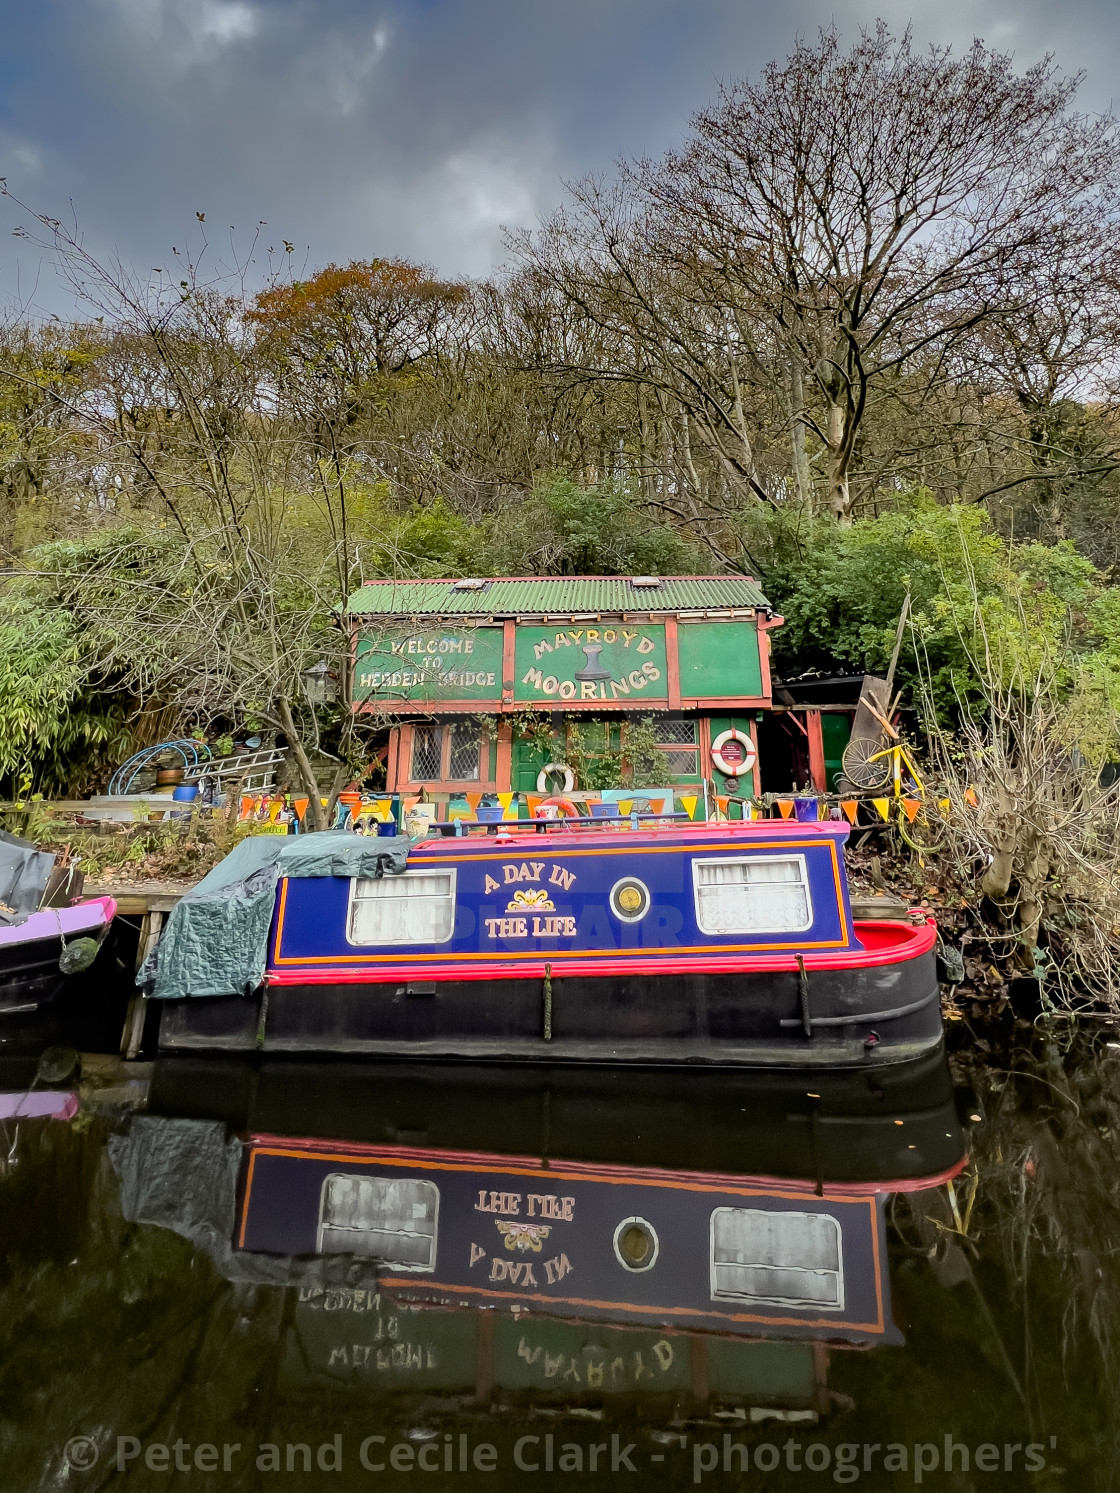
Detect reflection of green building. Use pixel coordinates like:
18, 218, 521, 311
282, 1290, 824, 1416
346, 575, 835, 808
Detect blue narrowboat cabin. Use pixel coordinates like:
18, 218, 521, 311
150, 818, 940, 1066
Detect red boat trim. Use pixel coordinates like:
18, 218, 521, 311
265, 916, 936, 986
242, 1133, 969, 1198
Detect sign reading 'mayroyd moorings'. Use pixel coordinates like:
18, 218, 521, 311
513, 624, 668, 703
352, 619, 763, 706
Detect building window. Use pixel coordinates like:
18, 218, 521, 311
710, 1208, 843, 1308
318, 1174, 438, 1270
633, 715, 699, 778
411, 725, 442, 781
348, 869, 456, 945
409, 721, 483, 783
692, 855, 812, 935
447, 720, 482, 780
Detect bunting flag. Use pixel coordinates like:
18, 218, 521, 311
902, 797, 921, 823
715, 796, 730, 812
776, 799, 794, 819
618, 800, 633, 816
371, 798, 391, 821
964, 786, 979, 807
465, 792, 482, 811
872, 798, 891, 822
239, 796, 254, 820
401, 796, 421, 813
818, 801, 831, 820
497, 793, 514, 809
840, 799, 859, 824
348, 799, 362, 821
679, 795, 699, 821
525, 795, 543, 816
268, 799, 282, 822
292, 797, 309, 823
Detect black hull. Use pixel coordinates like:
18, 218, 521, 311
158, 951, 942, 1068
149, 1044, 968, 1186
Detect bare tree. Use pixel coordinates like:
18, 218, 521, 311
516, 24, 1120, 522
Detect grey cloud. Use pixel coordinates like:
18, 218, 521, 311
0, 0, 1116, 314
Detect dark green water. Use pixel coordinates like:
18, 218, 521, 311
0, 1037, 1114, 1491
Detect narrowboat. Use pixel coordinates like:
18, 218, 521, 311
147, 819, 941, 1066
0, 829, 116, 1023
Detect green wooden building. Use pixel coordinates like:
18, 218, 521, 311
346, 575, 835, 808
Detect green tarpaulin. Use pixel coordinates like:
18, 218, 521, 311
139, 830, 411, 1001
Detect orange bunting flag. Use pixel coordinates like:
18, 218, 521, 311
292, 797, 309, 823
525, 795, 543, 815
679, 795, 699, 821
715, 796, 730, 811
964, 786, 979, 807
776, 799, 795, 819
239, 796, 254, 820
872, 798, 890, 822
348, 799, 361, 821
401, 795, 421, 813
902, 797, 921, 823
840, 799, 859, 824
465, 792, 482, 811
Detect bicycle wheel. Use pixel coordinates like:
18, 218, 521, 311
840, 737, 892, 791
898, 805, 948, 855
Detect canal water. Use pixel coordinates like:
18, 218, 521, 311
0, 1035, 1114, 1491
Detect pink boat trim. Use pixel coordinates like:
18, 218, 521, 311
0, 896, 116, 949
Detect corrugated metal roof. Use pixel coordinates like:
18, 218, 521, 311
347, 575, 772, 617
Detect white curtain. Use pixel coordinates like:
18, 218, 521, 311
349, 872, 454, 944
695, 857, 810, 934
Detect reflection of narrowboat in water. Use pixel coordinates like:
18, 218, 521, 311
152, 820, 941, 1067
135, 1050, 970, 1358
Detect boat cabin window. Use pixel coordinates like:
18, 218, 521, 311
317, 1173, 438, 1270
710, 1208, 843, 1308
348, 869, 456, 945
692, 855, 812, 935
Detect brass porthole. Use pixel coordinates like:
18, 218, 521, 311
613, 1216, 660, 1273
610, 876, 651, 923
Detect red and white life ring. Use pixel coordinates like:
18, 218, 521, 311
533, 796, 581, 821
536, 762, 575, 794
711, 728, 756, 778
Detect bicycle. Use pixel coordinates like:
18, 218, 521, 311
838, 735, 947, 857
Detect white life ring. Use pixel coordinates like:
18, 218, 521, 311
711, 728, 756, 778
537, 762, 575, 794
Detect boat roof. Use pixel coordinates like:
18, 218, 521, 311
409, 819, 850, 854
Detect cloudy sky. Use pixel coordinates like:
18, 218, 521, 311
0, 0, 1117, 312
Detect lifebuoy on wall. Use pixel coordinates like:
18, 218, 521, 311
711, 728, 756, 778
536, 762, 575, 794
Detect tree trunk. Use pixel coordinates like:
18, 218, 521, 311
827, 402, 853, 523
275, 695, 330, 832
788, 358, 812, 509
